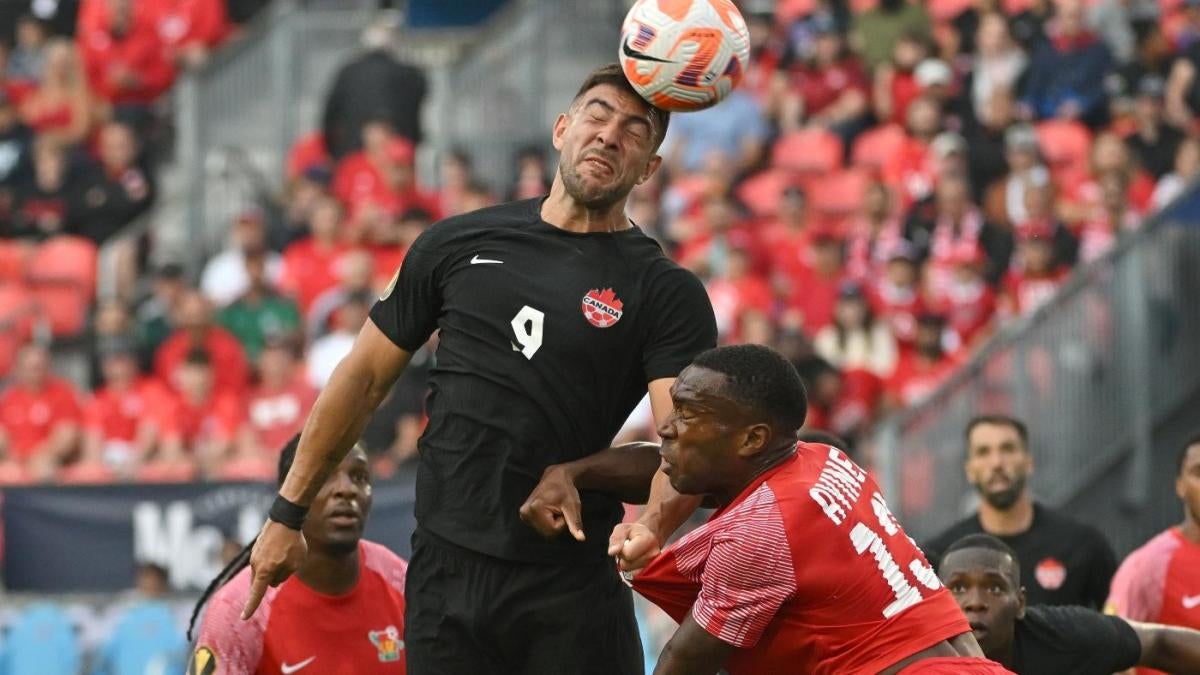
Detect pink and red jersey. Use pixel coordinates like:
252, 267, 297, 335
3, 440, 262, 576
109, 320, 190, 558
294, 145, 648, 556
1106, 527, 1200, 675
193, 540, 407, 675
633, 443, 970, 675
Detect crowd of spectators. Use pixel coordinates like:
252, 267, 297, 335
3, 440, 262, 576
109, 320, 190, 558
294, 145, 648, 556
4, 0, 1200, 484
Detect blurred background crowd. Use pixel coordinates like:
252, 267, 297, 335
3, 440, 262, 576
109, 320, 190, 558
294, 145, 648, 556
2, 0, 1198, 483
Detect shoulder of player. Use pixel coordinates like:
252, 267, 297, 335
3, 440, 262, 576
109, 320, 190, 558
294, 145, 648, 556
1020, 603, 1127, 642
196, 566, 270, 644
1116, 529, 1181, 572
359, 539, 408, 591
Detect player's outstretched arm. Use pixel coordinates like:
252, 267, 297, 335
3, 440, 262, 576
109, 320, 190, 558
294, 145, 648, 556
1131, 620, 1200, 673
653, 614, 734, 675
520, 442, 662, 541
242, 318, 411, 619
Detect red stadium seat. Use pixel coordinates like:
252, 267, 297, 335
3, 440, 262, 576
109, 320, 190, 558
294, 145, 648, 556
1035, 120, 1093, 176
29, 284, 90, 337
852, 124, 906, 173
849, 0, 878, 11
26, 236, 98, 297
771, 128, 843, 176
736, 168, 794, 218
1002, 0, 1034, 13
0, 241, 28, 283
809, 169, 870, 221
927, 0, 972, 22
0, 283, 35, 376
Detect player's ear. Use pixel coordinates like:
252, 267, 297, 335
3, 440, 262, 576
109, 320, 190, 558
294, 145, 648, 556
551, 112, 570, 151
639, 154, 663, 184
737, 423, 771, 458
1016, 586, 1027, 620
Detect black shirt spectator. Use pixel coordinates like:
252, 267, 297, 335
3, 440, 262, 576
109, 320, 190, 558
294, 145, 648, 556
926, 503, 1117, 609
321, 21, 427, 160
0, 91, 33, 218
70, 120, 153, 243
7, 137, 77, 240
1125, 77, 1184, 179
1012, 604, 1141, 674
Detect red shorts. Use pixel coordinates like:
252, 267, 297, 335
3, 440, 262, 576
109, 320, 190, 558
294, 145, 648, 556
897, 656, 1015, 674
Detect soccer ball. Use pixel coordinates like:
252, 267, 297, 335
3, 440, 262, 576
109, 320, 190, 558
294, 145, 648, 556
619, 0, 751, 112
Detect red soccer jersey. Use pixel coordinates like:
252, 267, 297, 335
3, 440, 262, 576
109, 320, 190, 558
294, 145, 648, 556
195, 540, 407, 674
279, 239, 351, 313
887, 350, 961, 408
150, 0, 231, 52
1003, 268, 1068, 317
0, 377, 83, 461
77, 0, 176, 105
84, 377, 171, 443
155, 328, 250, 396
1107, 528, 1200, 675
244, 379, 318, 453
633, 444, 969, 675
158, 389, 243, 447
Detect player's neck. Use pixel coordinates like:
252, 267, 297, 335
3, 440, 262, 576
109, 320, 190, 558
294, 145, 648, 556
541, 181, 632, 233
978, 495, 1034, 536
715, 445, 796, 506
1181, 513, 1200, 545
296, 545, 361, 595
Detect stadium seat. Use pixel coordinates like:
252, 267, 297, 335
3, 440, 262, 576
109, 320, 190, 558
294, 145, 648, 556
94, 602, 187, 675
0, 284, 35, 377
28, 283, 90, 338
735, 168, 794, 218
1035, 120, 1093, 176
927, 0, 973, 22
26, 236, 98, 297
851, 124, 906, 173
771, 128, 843, 176
0, 241, 28, 283
809, 168, 870, 222
0, 604, 81, 675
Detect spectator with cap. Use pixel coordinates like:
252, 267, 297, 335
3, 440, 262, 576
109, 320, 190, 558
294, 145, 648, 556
1019, 0, 1114, 125
200, 207, 283, 308
868, 241, 926, 348
77, 0, 175, 108
80, 335, 171, 479
1126, 75, 1184, 180
850, 0, 931, 72
71, 119, 154, 244
777, 11, 870, 144
661, 86, 768, 177
321, 16, 427, 160
913, 58, 961, 127
0, 342, 83, 481
153, 290, 249, 396
217, 249, 301, 362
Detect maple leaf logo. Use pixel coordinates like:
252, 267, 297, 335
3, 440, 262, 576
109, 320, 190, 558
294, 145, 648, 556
590, 288, 624, 311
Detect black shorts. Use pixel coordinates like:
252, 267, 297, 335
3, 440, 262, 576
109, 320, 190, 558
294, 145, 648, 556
404, 528, 644, 675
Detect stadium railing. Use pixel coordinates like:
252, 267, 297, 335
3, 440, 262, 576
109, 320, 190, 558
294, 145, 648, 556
865, 185, 1200, 547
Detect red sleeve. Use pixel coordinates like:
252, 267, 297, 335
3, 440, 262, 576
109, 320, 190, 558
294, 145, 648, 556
1105, 532, 1174, 621
213, 393, 244, 442
693, 486, 797, 648
154, 333, 183, 383
191, 0, 231, 47
51, 381, 84, 424
82, 395, 106, 433
193, 567, 272, 674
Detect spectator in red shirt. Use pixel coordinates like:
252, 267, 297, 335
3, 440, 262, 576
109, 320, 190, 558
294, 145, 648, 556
707, 247, 773, 341
677, 194, 762, 279
761, 185, 814, 273
1002, 219, 1070, 318
885, 95, 943, 207
935, 247, 998, 352
331, 120, 440, 230
278, 195, 349, 313
1058, 131, 1155, 225
1077, 170, 1141, 264
18, 38, 93, 148
306, 248, 375, 340
0, 342, 83, 479
150, 0, 231, 69
844, 180, 905, 282
873, 29, 932, 127
159, 347, 243, 476
154, 290, 250, 396
782, 225, 848, 335
237, 337, 317, 463
906, 171, 1013, 292
887, 312, 960, 409
778, 12, 871, 143
82, 336, 172, 478
72, 119, 155, 244
869, 241, 926, 348
78, 0, 176, 106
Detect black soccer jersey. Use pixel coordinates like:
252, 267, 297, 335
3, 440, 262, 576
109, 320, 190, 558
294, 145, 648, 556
1011, 605, 1141, 674
369, 198, 717, 563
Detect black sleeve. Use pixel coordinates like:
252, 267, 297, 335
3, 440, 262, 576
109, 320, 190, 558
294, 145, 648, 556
1084, 528, 1119, 611
369, 223, 447, 352
1022, 606, 1142, 672
640, 267, 717, 382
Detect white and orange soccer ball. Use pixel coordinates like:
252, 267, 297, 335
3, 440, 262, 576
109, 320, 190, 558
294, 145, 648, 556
618, 0, 751, 112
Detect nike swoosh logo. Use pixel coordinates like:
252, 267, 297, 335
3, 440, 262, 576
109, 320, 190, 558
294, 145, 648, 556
281, 656, 316, 674
471, 255, 503, 265
1184, 594, 1200, 609
622, 37, 674, 64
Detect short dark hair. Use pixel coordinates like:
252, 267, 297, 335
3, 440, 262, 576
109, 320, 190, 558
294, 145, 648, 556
691, 344, 808, 436
941, 533, 1021, 586
965, 414, 1029, 451
1180, 432, 1200, 475
572, 62, 670, 149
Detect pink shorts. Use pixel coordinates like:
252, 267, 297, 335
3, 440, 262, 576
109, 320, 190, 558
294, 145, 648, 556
897, 656, 1015, 674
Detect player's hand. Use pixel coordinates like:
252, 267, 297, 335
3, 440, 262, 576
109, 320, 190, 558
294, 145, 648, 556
607, 521, 661, 573
241, 519, 308, 620
519, 464, 585, 541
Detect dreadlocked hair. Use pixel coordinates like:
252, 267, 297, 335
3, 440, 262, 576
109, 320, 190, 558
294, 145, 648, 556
187, 433, 302, 641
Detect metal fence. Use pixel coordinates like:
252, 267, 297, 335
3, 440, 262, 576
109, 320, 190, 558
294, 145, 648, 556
867, 190, 1200, 544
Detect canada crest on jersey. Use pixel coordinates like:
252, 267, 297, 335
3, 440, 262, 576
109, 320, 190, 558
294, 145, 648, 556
368, 625, 403, 662
581, 288, 624, 328
1034, 557, 1066, 590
